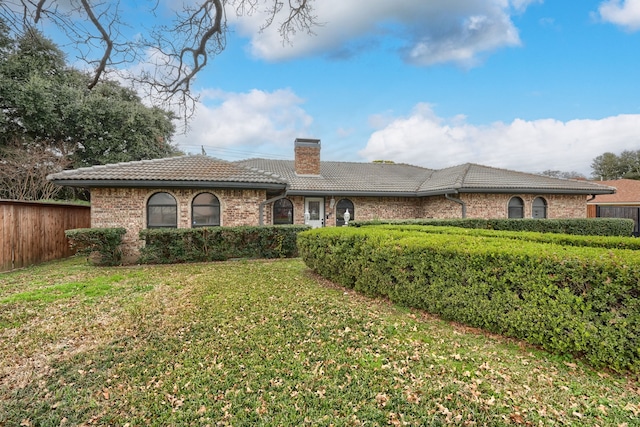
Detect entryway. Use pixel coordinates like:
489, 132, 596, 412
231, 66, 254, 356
304, 197, 324, 228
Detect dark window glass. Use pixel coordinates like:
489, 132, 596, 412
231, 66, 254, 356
508, 197, 524, 219
336, 199, 354, 226
273, 199, 294, 225
532, 197, 548, 219
147, 192, 177, 228
192, 193, 220, 227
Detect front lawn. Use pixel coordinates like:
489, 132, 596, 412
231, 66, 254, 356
0, 257, 638, 426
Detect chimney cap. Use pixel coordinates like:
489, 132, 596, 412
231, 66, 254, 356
295, 138, 321, 147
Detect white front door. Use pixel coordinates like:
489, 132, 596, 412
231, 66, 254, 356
304, 197, 324, 228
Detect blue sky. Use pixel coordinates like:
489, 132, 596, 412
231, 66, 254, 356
29, 0, 640, 176
164, 0, 640, 177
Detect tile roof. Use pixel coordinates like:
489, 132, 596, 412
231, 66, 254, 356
425, 163, 615, 194
237, 159, 615, 196
235, 159, 435, 195
587, 179, 640, 204
47, 155, 287, 188
48, 154, 615, 196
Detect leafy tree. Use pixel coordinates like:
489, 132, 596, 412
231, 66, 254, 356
591, 150, 640, 180
540, 170, 586, 180
0, 26, 180, 200
0, 1, 318, 119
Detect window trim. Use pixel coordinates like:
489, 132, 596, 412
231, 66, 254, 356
147, 192, 178, 228
336, 198, 354, 226
191, 192, 221, 228
273, 198, 294, 225
507, 196, 524, 219
532, 196, 548, 219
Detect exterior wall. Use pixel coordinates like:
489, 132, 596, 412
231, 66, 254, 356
91, 187, 267, 260
93, 187, 588, 261
276, 196, 420, 227
268, 193, 588, 227
421, 193, 588, 219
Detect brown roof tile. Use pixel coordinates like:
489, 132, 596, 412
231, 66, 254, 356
588, 179, 640, 204
48, 155, 287, 188
49, 155, 616, 196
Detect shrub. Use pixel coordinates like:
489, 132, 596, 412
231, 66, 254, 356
65, 228, 126, 266
298, 227, 640, 372
350, 218, 635, 237
371, 224, 640, 250
138, 225, 309, 264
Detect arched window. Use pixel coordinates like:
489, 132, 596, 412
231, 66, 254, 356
192, 193, 220, 227
273, 198, 294, 225
336, 199, 354, 226
532, 197, 548, 219
147, 192, 177, 228
508, 197, 524, 219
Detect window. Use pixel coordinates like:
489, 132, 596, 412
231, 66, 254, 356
508, 197, 524, 219
147, 192, 177, 228
336, 198, 354, 226
532, 197, 548, 219
273, 198, 294, 225
192, 193, 220, 227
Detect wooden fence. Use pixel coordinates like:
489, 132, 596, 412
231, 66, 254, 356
1, 200, 90, 272
592, 205, 640, 237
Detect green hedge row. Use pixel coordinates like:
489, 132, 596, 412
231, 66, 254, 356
350, 218, 635, 237
298, 227, 640, 372
370, 224, 640, 250
138, 225, 309, 264
65, 228, 126, 266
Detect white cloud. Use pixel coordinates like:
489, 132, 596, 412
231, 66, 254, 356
597, 0, 640, 31
359, 103, 640, 176
231, 0, 529, 67
173, 88, 313, 157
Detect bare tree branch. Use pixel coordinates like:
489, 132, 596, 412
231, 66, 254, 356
78, 0, 113, 89
0, 0, 319, 124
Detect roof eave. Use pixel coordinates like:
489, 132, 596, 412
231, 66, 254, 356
458, 187, 615, 195
49, 179, 287, 190
286, 189, 419, 197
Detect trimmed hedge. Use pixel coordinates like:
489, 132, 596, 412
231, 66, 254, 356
350, 218, 635, 237
298, 227, 640, 372
65, 227, 126, 266
139, 225, 309, 264
371, 224, 640, 250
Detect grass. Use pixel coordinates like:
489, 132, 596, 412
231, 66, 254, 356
0, 257, 638, 426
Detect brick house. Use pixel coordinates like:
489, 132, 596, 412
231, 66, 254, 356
48, 138, 615, 259
587, 179, 640, 235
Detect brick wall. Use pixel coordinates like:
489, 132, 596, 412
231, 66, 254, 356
91, 187, 266, 260
91, 187, 588, 260
265, 193, 588, 227
294, 139, 321, 175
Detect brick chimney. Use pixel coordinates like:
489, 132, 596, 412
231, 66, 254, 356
294, 138, 321, 175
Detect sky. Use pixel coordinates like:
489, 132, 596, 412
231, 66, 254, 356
34, 0, 640, 177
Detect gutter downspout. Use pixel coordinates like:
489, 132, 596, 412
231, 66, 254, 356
445, 193, 467, 218
586, 194, 597, 202
259, 186, 289, 226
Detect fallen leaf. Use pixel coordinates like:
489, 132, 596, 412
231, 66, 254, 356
510, 412, 524, 424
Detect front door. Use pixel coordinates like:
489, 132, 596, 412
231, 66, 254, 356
304, 197, 324, 228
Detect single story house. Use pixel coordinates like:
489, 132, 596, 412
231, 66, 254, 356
587, 179, 640, 235
48, 138, 615, 259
